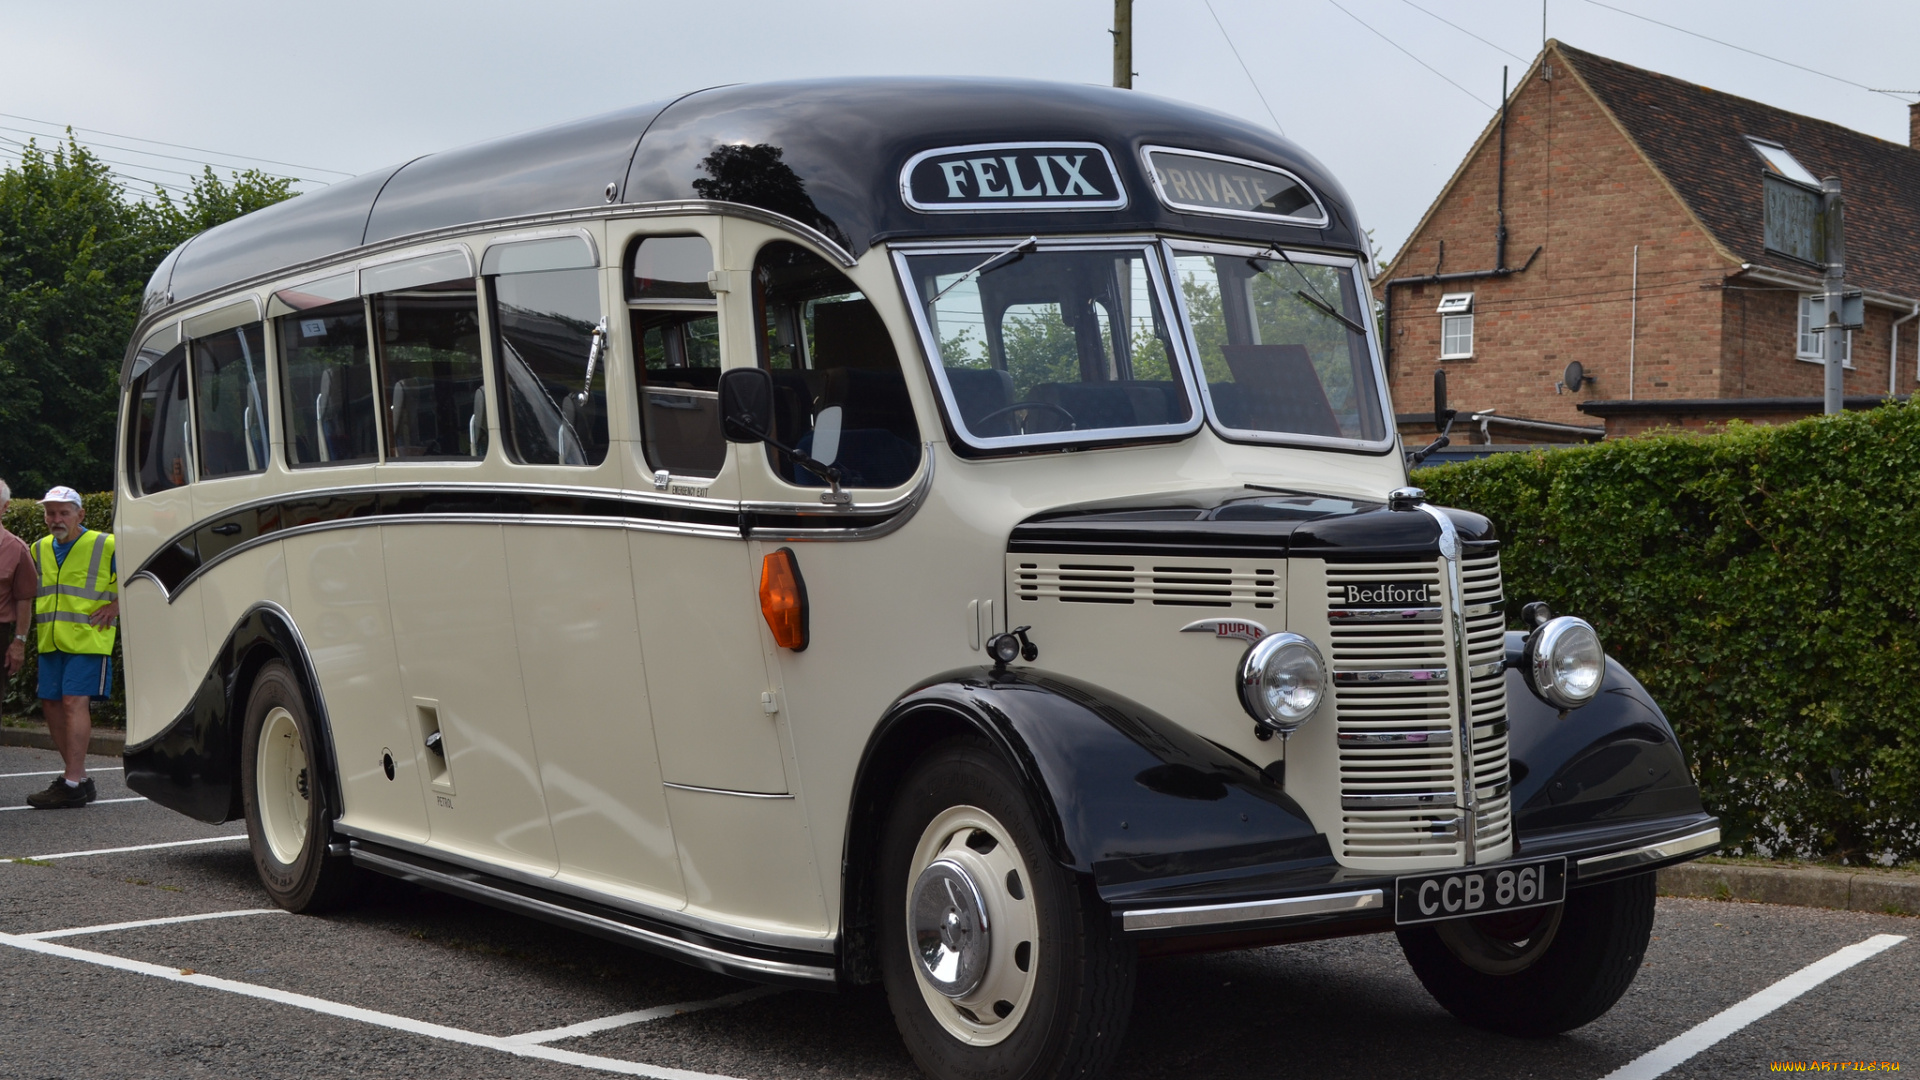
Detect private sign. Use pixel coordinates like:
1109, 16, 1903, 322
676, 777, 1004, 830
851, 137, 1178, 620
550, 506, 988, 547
901, 142, 1127, 212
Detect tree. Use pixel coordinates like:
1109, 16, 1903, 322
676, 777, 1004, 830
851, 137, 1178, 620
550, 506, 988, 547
0, 135, 295, 495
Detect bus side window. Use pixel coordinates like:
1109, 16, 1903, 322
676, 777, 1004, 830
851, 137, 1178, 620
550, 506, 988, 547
491, 266, 607, 467
191, 323, 270, 479
627, 235, 724, 479
372, 278, 487, 460
754, 242, 920, 489
128, 342, 192, 496
279, 300, 378, 467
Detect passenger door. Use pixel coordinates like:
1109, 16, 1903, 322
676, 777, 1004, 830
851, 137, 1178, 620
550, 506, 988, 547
483, 231, 683, 906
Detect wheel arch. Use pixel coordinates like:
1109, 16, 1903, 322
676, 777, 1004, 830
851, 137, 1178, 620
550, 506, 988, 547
837, 666, 1328, 983
124, 601, 342, 826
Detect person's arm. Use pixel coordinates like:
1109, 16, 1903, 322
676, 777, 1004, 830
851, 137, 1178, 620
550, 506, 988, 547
6, 547, 30, 676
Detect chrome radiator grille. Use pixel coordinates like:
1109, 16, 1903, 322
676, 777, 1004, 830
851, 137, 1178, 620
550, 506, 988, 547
1325, 553, 1511, 863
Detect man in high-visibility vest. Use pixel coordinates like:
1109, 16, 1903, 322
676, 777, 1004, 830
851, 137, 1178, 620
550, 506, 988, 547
25, 487, 117, 810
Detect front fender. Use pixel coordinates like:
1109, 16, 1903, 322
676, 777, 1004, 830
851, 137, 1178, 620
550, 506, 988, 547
1505, 632, 1709, 844
863, 667, 1332, 894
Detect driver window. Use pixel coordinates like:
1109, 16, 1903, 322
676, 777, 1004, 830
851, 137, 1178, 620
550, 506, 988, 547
754, 242, 920, 488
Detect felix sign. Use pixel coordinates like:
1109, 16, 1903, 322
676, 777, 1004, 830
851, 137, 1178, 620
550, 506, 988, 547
902, 142, 1127, 212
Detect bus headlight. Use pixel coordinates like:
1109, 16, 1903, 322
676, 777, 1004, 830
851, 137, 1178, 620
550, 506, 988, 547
1524, 616, 1605, 709
1237, 633, 1325, 735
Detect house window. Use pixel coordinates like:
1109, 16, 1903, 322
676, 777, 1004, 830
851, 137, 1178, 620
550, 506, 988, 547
1797, 294, 1852, 367
1437, 292, 1473, 359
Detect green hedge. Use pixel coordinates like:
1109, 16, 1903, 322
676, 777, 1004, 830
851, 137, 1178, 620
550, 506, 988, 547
1419, 403, 1920, 863
2, 493, 123, 725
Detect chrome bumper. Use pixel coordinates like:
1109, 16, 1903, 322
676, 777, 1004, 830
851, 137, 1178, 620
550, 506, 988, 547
1115, 823, 1721, 936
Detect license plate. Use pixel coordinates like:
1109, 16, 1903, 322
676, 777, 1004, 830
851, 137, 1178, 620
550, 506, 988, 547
1393, 856, 1567, 925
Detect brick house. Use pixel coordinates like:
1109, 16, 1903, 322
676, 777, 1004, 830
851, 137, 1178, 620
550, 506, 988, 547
1375, 40, 1920, 442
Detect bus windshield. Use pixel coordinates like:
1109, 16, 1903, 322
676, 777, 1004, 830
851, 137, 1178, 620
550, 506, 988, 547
1171, 249, 1388, 444
902, 245, 1194, 445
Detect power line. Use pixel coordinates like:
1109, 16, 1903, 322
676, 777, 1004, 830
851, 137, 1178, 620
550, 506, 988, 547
0, 109, 353, 177
1202, 0, 1286, 136
0, 140, 193, 194
0, 123, 320, 185
1324, 0, 1494, 110
1580, 0, 1919, 103
1396, 0, 1530, 64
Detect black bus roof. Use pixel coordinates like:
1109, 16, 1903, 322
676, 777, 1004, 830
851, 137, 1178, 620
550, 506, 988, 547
147, 78, 1363, 313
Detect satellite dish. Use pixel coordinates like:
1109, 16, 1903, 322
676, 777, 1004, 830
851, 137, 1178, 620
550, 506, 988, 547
1563, 360, 1589, 394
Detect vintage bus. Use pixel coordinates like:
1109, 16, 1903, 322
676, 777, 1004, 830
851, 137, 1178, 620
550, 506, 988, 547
118, 78, 1718, 1080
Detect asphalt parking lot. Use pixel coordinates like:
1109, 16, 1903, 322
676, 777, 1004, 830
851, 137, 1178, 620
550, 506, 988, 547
1, 742, 1914, 1079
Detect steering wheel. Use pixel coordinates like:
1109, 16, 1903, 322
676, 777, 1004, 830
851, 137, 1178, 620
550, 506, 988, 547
971, 400, 1077, 435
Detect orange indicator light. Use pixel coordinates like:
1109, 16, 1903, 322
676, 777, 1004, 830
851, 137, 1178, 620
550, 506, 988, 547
759, 548, 809, 651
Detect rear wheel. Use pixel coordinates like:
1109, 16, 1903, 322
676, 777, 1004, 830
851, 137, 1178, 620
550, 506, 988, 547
1397, 871, 1656, 1035
878, 741, 1134, 1080
240, 661, 357, 912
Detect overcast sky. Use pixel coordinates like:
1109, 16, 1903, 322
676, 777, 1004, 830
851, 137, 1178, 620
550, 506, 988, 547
2, 0, 1915, 264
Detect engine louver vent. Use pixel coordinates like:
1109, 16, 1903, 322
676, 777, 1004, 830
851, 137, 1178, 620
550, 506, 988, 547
1014, 559, 1277, 608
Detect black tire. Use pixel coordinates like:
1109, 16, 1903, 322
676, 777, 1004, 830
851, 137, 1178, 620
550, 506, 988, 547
239, 661, 357, 913
1397, 871, 1656, 1036
878, 740, 1134, 1080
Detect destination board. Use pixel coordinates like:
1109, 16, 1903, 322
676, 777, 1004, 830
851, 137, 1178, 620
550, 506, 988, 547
1144, 146, 1325, 225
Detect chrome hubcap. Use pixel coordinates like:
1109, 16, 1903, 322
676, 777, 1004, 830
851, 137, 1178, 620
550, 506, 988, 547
911, 859, 990, 997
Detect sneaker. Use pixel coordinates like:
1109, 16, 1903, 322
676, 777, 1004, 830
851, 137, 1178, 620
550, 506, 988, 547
26, 777, 92, 810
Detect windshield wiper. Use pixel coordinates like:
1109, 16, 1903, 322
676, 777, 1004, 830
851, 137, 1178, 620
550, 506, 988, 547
1254, 249, 1368, 337
930, 236, 1038, 303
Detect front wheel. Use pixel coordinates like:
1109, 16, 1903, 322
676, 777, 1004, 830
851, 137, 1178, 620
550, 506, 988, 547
878, 740, 1134, 1080
240, 661, 357, 912
1397, 871, 1656, 1035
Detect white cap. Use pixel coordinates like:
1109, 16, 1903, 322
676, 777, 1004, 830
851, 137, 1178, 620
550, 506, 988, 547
41, 486, 83, 507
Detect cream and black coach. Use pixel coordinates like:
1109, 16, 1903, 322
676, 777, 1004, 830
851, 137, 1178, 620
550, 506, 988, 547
117, 78, 1719, 1080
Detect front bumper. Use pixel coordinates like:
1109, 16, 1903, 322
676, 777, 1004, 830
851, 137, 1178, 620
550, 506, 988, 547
1111, 814, 1719, 937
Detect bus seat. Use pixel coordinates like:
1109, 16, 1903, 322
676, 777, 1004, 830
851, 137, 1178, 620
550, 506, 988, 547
1032, 383, 1136, 431
944, 367, 1013, 426
1221, 344, 1341, 438
822, 367, 915, 441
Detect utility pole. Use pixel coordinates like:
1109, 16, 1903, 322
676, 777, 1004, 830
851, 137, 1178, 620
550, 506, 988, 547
1821, 176, 1846, 415
1113, 0, 1133, 89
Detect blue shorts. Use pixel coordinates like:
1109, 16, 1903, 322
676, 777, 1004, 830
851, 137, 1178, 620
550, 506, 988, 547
38, 651, 113, 702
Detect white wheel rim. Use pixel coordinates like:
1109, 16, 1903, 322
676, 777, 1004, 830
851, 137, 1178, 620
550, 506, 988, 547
1437, 903, 1564, 975
905, 805, 1039, 1046
257, 706, 310, 865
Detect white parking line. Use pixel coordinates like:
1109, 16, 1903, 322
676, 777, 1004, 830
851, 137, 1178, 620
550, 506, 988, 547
0, 767, 124, 778
1, 796, 146, 812
7, 834, 247, 862
0, 930, 748, 1080
504, 986, 784, 1045
26, 908, 287, 940
1601, 933, 1907, 1080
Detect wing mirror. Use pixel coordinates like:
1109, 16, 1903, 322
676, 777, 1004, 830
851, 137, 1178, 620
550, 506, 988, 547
718, 368, 775, 443
716, 368, 848, 502
1408, 368, 1459, 466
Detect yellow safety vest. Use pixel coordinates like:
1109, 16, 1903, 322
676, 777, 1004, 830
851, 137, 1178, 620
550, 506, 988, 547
31, 529, 117, 655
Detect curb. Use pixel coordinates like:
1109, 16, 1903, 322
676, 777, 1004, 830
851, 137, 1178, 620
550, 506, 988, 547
1659, 861, 1919, 917
0, 722, 126, 759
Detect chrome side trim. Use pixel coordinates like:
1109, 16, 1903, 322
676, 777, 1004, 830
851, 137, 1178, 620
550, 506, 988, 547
1463, 600, 1504, 618
331, 823, 836, 955
1332, 668, 1449, 686
1327, 607, 1442, 624
1575, 826, 1721, 878
349, 845, 836, 984
1121, 888, 1384, 933
662, 782, 795, 800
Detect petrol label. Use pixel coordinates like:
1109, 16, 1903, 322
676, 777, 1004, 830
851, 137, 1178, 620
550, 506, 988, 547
901, 142, 1126, 212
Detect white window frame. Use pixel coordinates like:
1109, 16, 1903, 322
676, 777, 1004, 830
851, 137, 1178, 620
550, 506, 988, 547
1796, 294, 1853, 367
1438, 293, 1474, 360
